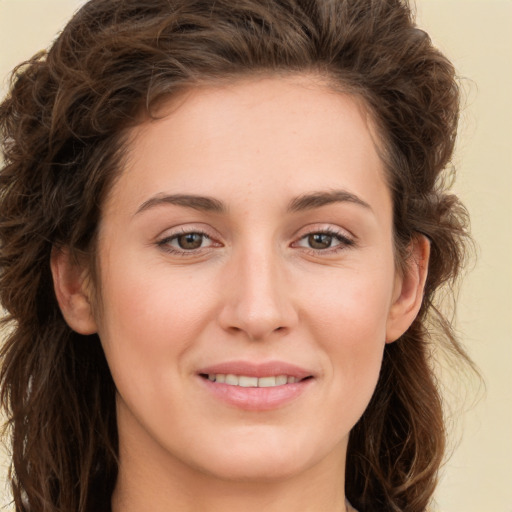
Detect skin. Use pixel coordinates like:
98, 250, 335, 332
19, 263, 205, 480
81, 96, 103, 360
52, 75, 429, 512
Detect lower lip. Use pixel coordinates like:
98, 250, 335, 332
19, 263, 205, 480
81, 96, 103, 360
199, 377, 313, 411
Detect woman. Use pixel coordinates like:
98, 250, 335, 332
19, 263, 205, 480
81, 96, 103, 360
0, 0, 472, 511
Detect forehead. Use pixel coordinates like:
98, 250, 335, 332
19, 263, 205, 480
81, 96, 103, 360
106, 75, 390, 218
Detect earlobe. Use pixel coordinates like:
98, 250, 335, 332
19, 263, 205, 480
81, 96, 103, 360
386, 235, 430, 343
50, 247, 98, 335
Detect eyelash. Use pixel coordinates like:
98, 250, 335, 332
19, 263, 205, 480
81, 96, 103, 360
157, 228, 217, 256
293, 227, 355, 255
156, 227, 355, 256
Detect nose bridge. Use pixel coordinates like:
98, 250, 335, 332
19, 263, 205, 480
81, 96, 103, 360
219, 240, 296, 340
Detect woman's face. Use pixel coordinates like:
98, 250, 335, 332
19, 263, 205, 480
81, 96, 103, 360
82, 76, 416, 483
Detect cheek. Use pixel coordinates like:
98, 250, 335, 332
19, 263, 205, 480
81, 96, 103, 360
94, 274, 205, 443
302, 267, 393, 414
94, 258, 229, 414
304, 263, 394, 345
98, 248, 212, 338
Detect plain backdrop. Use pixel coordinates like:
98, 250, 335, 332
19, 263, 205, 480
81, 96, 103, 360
1, 1, 511, 510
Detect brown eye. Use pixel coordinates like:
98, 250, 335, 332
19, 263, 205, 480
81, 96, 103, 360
307, 233, 334, 249
293, 229, 354, 253
176, 233, 205, 250
159, 231, 214, 253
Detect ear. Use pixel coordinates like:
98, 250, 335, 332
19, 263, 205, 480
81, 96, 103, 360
386, 235, 430, 343
50, 247, 98, 335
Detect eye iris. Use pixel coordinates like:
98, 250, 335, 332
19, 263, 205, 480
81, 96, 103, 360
177, 233, 203, 250
308, 233, 332, 249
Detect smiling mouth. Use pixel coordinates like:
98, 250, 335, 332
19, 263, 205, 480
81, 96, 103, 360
199, 373, 313, 388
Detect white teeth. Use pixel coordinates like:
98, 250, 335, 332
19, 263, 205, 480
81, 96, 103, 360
225, 374, 238, 385
206, 373, 302, 388
238, 376, 258, 387
258, 376, 277, 387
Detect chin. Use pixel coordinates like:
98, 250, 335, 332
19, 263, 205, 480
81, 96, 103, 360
201, 455, 307, 483
188, 429, 333, 483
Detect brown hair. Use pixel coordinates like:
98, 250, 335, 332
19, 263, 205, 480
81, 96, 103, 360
0, 1, 472, 510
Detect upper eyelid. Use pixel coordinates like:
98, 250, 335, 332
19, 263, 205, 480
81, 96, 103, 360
156, 224, 218, 241
293, 223, 356, 241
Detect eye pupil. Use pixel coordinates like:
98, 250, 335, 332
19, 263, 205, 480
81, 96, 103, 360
178, 233, 203, 250
308, 233, 332, 249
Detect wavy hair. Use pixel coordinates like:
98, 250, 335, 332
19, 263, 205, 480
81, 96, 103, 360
0, 1, 472, 510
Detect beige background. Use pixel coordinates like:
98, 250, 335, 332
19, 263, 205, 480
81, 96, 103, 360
1, 0, 511, 510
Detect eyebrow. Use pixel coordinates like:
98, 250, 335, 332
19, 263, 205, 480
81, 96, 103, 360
135, 189, 371, 216
135, 194, 226, 215
287, 190, 372, 213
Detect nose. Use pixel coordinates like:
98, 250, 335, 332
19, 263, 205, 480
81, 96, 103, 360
218, 245, 298, 341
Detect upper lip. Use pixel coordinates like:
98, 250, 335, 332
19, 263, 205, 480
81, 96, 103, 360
197, 360, 314, 380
